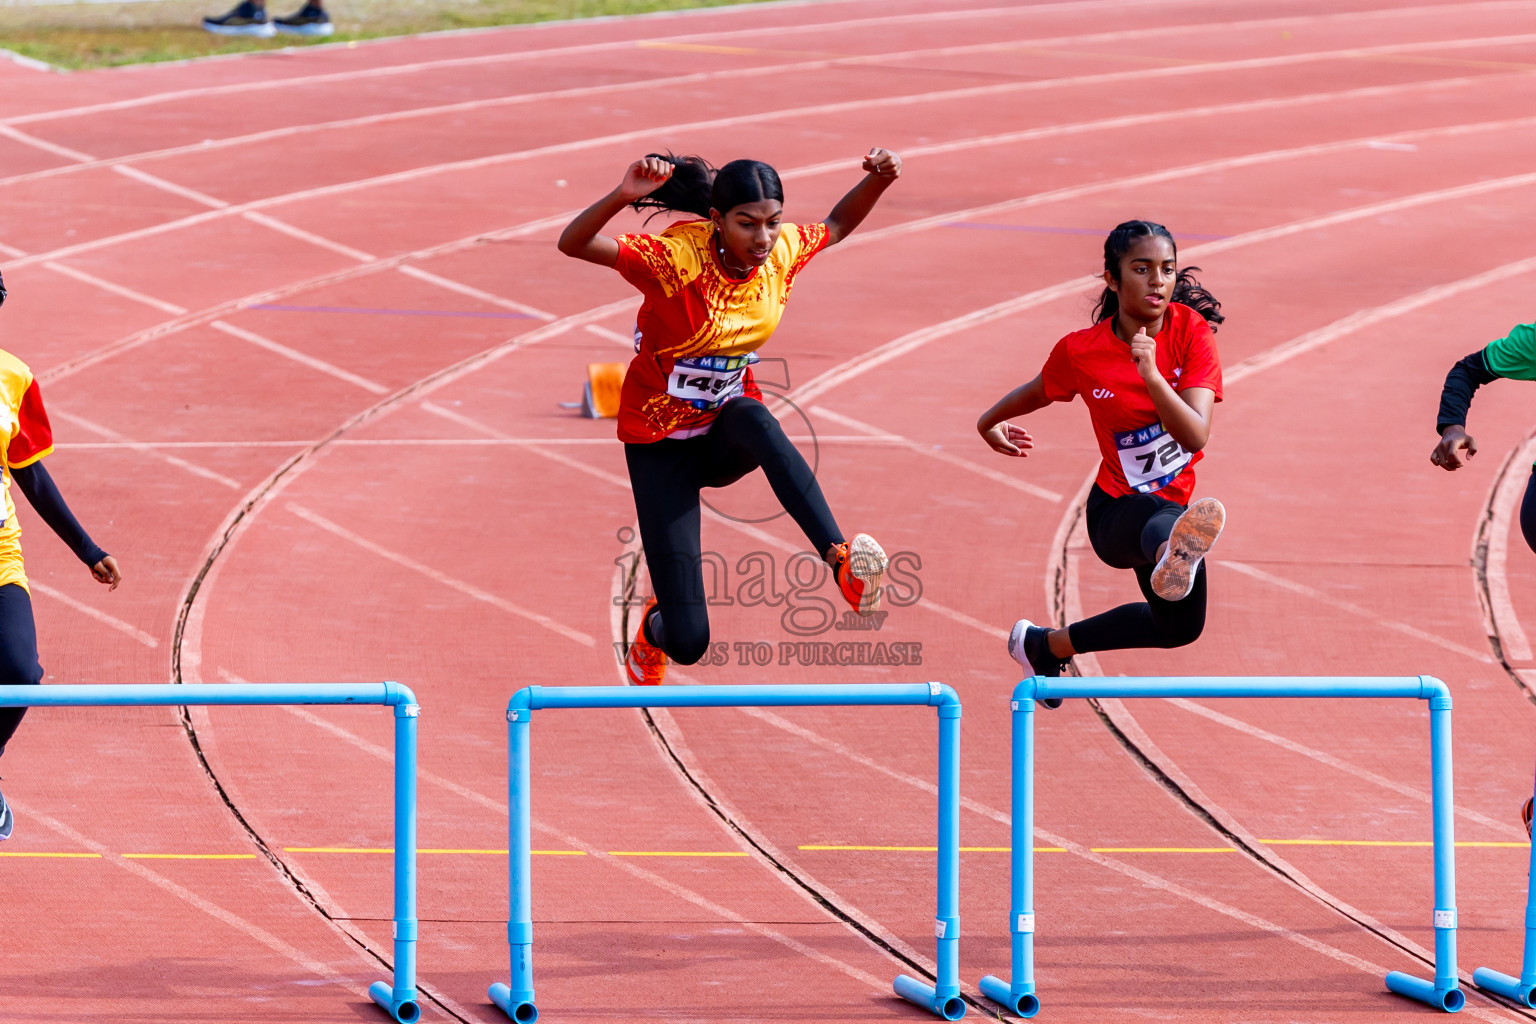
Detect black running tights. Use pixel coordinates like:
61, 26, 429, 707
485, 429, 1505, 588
1066, 485, 1207, 654
0, 584, 46, 758
625, 399, 842, 665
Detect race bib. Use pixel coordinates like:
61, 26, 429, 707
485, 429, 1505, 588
1115, 422, 1192, 493
666, 353, 757, 410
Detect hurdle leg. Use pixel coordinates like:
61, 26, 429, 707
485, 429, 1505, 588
491, 705, 538, 1022
980, 694, 1039, 1017
894, 696, 966, 1019
1387, 690, 1465, 1012
370, 700, 422, 1023
1474, 743, 1536, 1006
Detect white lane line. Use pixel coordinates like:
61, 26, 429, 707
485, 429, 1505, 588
112, 164, 228, 208
0, 124, 91, 162
28, 579, 158, 648
19, 799, 362, 989
0, 15, 1513, 194
584, 324, 635, 347
798, 124, 1536, 406
1225, 255, 1536, 384
271, 689, 893, 993
6, 0, 1526, 135
1221, 559, 1496, 664
1483, 436, 1536, 662
0, 239, 24, 258
43, 261, 187, 315
285, 501, 595, 647
14, 30, 1536, 277
812, 404, 1063, 503
51, 407, 243, 490
418, 400, 632, 488
210, 320, 391, 395
244, 212, 378, 263
1164, 697, 1524, 838
396, 265, 555, 320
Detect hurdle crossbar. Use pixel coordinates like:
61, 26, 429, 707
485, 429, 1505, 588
978, 675, 1461, 1017
0, 682, 421, 1024
492, 682, 965, 1023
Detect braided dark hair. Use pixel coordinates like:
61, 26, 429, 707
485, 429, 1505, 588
630, 153, 783, 220
1090, 219, 1224, 331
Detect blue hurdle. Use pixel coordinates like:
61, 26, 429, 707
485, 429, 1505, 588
977, 675, 1462, 1017
1471, 748, 1536, 1006
491, 682, 965, 1023
0, 682, 422, 1024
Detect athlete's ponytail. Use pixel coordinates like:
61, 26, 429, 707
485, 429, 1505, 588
1091, 219, 1224, 332
630, 153, 783, 220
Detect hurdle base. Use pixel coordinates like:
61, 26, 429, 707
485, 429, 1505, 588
1473, 967, 1536, 1007
893, 974, 966, 1020
977, 974, 1039, 1018
368, 981, 421, 1023
489, 982, 539, 1023
1385, 971, 1464, 1012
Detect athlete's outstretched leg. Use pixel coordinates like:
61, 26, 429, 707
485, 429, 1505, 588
625, 440, 712, 671
703, 398, 841, 554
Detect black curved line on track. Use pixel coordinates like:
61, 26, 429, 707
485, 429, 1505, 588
1050, 495, 1536, 1019
1474, 429, 1536, 705
615, 561, 992, 1018
158, 317, 594, 1023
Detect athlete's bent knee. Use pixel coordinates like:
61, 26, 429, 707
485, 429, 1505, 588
1156, 614, 1205, 649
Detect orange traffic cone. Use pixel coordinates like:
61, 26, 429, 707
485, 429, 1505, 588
580, 362, 626, 419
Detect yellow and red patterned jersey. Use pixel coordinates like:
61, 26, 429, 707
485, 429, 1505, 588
0, 349, 55, 591
612, 219, 829, 443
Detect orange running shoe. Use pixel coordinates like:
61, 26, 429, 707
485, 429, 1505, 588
830, 533, 889, 616
625, 598, 667, 686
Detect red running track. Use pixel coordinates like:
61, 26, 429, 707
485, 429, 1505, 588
5, 0, 1536, 1019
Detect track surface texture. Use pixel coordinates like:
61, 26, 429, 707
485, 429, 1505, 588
5, 0, 1536, 1020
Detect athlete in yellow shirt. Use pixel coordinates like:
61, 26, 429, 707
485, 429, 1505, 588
559, 150, 901, 684
0, 277, 122, 840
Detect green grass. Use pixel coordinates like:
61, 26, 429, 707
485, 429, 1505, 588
0, 0, 776, 70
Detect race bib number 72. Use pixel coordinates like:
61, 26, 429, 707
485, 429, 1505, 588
1115, 422, 1192, 493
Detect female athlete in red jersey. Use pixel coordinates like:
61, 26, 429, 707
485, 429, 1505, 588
977, 221, 1226, 701
559, 151, 901, 684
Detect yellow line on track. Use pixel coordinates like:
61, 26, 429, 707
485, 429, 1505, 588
0, 851, 100, 858
1261, 839, 1531, 848
284, 847, 585, 855
800, 845, 1024, 852
607, 851, 748, 857
121, 853, 257, 859
1091, 847, 1236, 854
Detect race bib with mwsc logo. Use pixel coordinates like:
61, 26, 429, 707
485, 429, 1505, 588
666, 353, 758, 410
1115, 422, 1192, 494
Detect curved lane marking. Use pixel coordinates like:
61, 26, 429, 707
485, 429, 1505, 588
4, 0, 1514, 129
11, 29, 1536, 276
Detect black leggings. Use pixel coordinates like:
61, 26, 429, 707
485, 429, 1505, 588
1066, 485, 1206, 654
0, 584, 45, 758
626, 399, 842, 665
1522, 470, 1536, 554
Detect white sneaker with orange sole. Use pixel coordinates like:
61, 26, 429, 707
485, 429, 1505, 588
1150, 497, 1225, 601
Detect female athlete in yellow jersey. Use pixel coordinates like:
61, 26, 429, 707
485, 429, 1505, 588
559, 150, 900, 684
0, 274, 122, 840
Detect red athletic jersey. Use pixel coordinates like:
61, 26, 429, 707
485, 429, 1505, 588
1039, 302, 1222, 505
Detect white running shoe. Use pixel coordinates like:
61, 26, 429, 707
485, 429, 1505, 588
1007, 618, 1064, 708
1150, 497, 1226, 601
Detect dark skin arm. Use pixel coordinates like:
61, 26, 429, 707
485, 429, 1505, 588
823, 149, 901, 245
1129, 324, 1215, 451
557, 156, 674, 266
